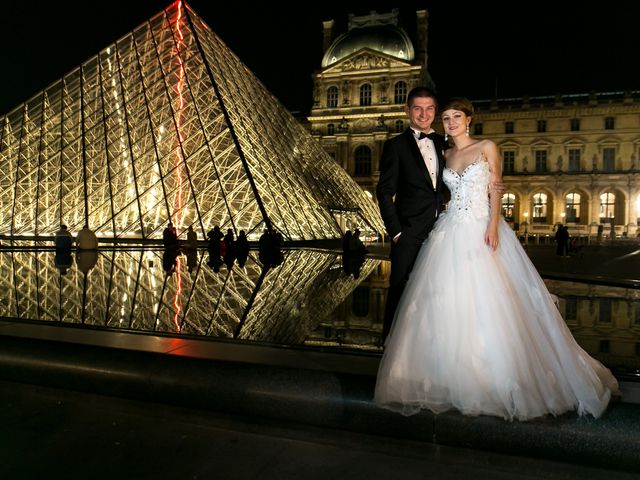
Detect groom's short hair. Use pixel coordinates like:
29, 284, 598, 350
407, 87, 438, 108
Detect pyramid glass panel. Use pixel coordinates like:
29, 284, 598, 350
0, 2, 384, 241
0, 247, 379, 345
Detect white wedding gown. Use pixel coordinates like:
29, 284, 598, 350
375, 159, 618, 420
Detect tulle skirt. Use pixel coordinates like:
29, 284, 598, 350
374, 214, 618, 421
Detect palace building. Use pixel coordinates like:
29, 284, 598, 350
308, 9, 640, 239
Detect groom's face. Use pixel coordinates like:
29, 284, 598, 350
405, 96, 436, 132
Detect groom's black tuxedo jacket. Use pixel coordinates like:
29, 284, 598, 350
376, 128, 448, 242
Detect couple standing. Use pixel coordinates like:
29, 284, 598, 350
374, 87, 618, 421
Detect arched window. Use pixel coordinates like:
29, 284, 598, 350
326, 86, 338, 108
327, 123, 335, 135
359, 84, 372, 106
599, 192, 615, 224
354, 146, 372, 176
395, 120, 404, 133
501, 193, 516, 222
394, 81, 407, 104
532, 192, 548, 223
565, 192, 581, 223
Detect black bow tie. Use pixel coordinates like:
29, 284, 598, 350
417, 131, 438, 141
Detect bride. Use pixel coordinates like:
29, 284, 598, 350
374, 97, 619, 421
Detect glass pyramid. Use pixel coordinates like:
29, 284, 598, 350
0, 247, 380, 345
0, 2, 384, 241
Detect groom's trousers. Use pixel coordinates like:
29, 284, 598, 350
382, 232, 424, 341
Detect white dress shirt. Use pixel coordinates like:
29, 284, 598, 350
411, 128, 438, 189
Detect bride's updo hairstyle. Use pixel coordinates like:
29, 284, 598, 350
442, 97, 474, 118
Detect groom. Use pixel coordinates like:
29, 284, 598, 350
377, 86, 448, 341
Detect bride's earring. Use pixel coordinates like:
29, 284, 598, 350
444, 133, 448, 142
465, 124, 470, 137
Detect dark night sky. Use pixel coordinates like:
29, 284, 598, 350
1, 1, 638, 116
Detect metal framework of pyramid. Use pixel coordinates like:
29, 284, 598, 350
0, 1, 384, 241
0, 247, 379, 343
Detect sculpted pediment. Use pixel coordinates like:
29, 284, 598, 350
323, 48, 411, 73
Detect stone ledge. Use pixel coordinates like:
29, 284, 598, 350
0, 333, 638, 473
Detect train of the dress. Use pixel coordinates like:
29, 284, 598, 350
374, 215, 619, 421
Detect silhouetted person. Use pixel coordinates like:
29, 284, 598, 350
221, 228, 235, 268
76, 250, 98, 274
54, 224, 74, 251
259, 229, 283, 267
235, 230, 249, 267
207, 251, 223, 273
162, 248, 180, 274
555, 224, 569, 257
163, 222, 178, 249
186, 248, 198, 273
349, 228, 368, 255
342, 229, 367, 278
207, 225, 223, 254
76, 224, 98, 250
342, 230, 352, 254
223, 228, 234, 252
186, 225, 198, 250
55, 248, 73, 275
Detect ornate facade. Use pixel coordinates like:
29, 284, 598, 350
475, 94, 640, 238
308, 9, 435, 202
308, 9, 640, 239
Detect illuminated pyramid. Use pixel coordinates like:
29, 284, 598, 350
0, 248, 379, 344
0, 1, 384, 241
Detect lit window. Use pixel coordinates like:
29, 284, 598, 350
501, 193, 515, 221
599, 192, 615, 224
565, 192, 581, 223
532, 192, 548, 223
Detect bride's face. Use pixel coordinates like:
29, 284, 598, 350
442, 109, 470, 138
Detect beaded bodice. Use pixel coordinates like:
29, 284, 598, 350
442, 159, 490, 222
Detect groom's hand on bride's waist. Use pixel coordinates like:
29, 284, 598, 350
489, 181, 506, 194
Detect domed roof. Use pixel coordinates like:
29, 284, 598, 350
322, 26, 414, 68
321, 10, 415, 68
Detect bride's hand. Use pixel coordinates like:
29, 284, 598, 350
485, 226, 499, 251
